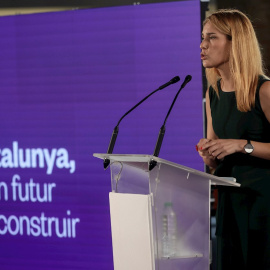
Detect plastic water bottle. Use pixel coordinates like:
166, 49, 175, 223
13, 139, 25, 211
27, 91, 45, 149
162, 202, 177, 257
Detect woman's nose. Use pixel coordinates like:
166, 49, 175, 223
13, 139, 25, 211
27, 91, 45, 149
200, 40, 208, 49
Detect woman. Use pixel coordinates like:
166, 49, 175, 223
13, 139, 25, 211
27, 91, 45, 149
197, 9, 270, 269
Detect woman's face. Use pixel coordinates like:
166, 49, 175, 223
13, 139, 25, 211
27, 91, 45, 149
200, 22, 231, 70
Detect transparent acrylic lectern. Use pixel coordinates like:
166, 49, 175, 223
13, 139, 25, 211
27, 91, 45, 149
93, 154, 240, 270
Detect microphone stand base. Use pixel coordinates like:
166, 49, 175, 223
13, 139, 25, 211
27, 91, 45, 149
148, 159, 157, 171
103, 158, 110, 169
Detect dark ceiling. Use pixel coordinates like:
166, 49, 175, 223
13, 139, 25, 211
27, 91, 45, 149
0, 0, 181, 9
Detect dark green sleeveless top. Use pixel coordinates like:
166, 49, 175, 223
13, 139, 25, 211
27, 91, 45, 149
209, 76, 270, 188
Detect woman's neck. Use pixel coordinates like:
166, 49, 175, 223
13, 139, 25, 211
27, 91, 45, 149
218, 66, 234, 92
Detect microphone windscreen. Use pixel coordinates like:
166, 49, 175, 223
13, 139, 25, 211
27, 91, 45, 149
185, 75, 192, 83
170, 76, 180, 84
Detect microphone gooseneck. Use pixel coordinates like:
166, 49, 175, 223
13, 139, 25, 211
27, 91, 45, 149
103, 76, 180, 169
149, 75, 192, 171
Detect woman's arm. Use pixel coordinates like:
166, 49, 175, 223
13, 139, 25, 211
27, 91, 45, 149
249, 80, 270, 160
197, 89, 219, 168
201, 81, 270, 161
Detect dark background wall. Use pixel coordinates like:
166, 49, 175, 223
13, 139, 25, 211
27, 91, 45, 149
216, 0, 270, 76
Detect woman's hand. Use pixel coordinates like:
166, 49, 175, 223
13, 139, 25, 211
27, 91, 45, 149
200, 139, 246, 160
196, 138, 218, 168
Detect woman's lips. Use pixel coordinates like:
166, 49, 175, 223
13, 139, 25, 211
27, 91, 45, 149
201, 53, 207, 60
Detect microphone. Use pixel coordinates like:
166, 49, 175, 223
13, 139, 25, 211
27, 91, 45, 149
158, 76, 181, 90
149, 75, 192, 171
103, 76, 180, 169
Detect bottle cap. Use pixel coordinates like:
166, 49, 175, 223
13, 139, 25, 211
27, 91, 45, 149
164, 202, 172, 207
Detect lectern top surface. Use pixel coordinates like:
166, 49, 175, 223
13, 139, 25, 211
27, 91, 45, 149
93, 153, 240, 187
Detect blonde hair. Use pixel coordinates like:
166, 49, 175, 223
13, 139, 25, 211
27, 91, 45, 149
204, 9, 267, 112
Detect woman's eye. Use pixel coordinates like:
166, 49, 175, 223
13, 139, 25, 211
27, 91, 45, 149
210, 36, 216, 39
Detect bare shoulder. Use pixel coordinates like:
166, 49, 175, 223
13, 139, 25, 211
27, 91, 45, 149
260, 81, 270, 105
260, 80, 270, 97
205, 87, 210, 100
205, 88, 210, 106
259, 81, 270, 122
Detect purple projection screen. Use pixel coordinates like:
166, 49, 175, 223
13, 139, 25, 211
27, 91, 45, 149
0, 1, 203, 269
